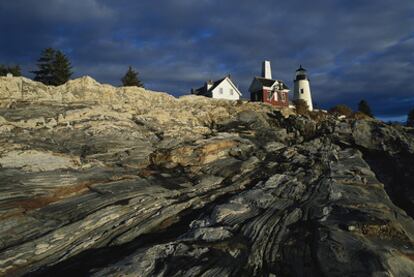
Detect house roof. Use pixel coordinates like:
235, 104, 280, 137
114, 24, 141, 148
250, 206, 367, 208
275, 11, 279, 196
279, 82, 290, 90
192, 77, 225, 96
209, 77, 226, 92
192, 76, 242, 96
254, 77, 276, 87
253, 77, 290, 90
192, 85, 207, 96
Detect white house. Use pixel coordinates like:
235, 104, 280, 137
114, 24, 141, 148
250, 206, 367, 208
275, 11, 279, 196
191, 75, 242, 100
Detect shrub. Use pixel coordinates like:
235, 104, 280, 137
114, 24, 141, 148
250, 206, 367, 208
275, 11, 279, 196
293, 99, 309, 115
407, 108, 414, 127
351, 111, 372, 120
329, 104, 353, 117
308, 110, 328, 122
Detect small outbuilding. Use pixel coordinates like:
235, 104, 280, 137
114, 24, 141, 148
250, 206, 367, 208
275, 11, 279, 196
191, 75, 242, 100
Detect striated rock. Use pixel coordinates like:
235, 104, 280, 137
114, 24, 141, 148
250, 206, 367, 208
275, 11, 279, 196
0, 76, 413, 276
0, 150, 81, 172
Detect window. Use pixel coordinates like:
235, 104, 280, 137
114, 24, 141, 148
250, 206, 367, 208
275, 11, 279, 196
267, 90, 273, 100
219, 88, 223, 94
230, 89, 234, 95
301, 89, 304, 94
271, 87, 278, 101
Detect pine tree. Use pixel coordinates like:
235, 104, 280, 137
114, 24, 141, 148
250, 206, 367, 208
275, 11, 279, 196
0, 65, 7, 76
32, 48, 73, 86
0, 64, 21, 76
8, 65, 21, 76
32, 48, 56, 85
52, 50, 73, 86
407, 108, 414, 127
358, 100, 373, 117
121, 66, 144, 87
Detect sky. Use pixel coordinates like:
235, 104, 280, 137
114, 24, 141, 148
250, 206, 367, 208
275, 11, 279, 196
0, 0, 413, 121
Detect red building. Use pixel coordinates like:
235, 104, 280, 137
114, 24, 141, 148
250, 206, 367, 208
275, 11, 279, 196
249, 61, 290, 108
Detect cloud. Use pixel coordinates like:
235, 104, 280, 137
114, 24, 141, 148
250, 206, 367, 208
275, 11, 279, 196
0, 0, 413, 118
0, 0, 114, 23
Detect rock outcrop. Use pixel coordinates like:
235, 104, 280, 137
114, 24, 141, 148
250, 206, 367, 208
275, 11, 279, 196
0, 76, 413, 276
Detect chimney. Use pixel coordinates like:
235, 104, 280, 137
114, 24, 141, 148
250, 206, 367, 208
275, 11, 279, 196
206, 80, 213, 90
262, 60, 272, 79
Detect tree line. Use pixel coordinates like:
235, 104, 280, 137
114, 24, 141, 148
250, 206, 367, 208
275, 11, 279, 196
327, 100, 414, 127
295, 99, 371, 117
327, 100, 373, 118
1, 47, 144, 88
0, 65, 21, 76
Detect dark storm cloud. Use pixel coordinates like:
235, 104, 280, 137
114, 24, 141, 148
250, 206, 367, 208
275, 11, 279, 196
0, 0, 413, 119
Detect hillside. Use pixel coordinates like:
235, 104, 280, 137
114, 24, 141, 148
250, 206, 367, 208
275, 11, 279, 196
0, 76, 413, 276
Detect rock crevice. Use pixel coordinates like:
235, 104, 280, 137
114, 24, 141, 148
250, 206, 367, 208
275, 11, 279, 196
0, 77, 413, 276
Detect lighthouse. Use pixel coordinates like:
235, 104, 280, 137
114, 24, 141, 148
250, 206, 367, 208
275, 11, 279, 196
293, 65, 313, 111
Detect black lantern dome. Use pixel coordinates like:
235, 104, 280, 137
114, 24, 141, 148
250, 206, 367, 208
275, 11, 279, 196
295, 65, 308, 80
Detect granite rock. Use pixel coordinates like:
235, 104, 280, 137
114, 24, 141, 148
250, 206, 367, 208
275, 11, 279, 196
0, 77, 413, 276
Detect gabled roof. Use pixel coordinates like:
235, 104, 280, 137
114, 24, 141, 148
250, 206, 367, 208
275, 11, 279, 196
254, 77, 276, 87
192, 76, 242, 96
252, 77, 290, 90
192, 77, 225, 96
208, 77, 226, 92
192, 86, 206, 96
278, 81, 289, 90
221, 77, 242, 96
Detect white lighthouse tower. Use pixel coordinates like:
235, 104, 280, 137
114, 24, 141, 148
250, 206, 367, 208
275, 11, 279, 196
293, 65, 313, 111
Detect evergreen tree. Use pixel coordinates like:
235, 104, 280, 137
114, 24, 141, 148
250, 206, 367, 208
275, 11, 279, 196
52, 50, 73, 86
0, 64, 21, 76
32, 48, 73, 86
32, 48, 56, 85
407, 108, 414, 127
358, 99, 373, 117
121, 66, 144, 87
8, 65, 22, 76
0, 65, 7, 76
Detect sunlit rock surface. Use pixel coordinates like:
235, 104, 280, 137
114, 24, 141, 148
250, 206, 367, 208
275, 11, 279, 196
0, 76, 413, 276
